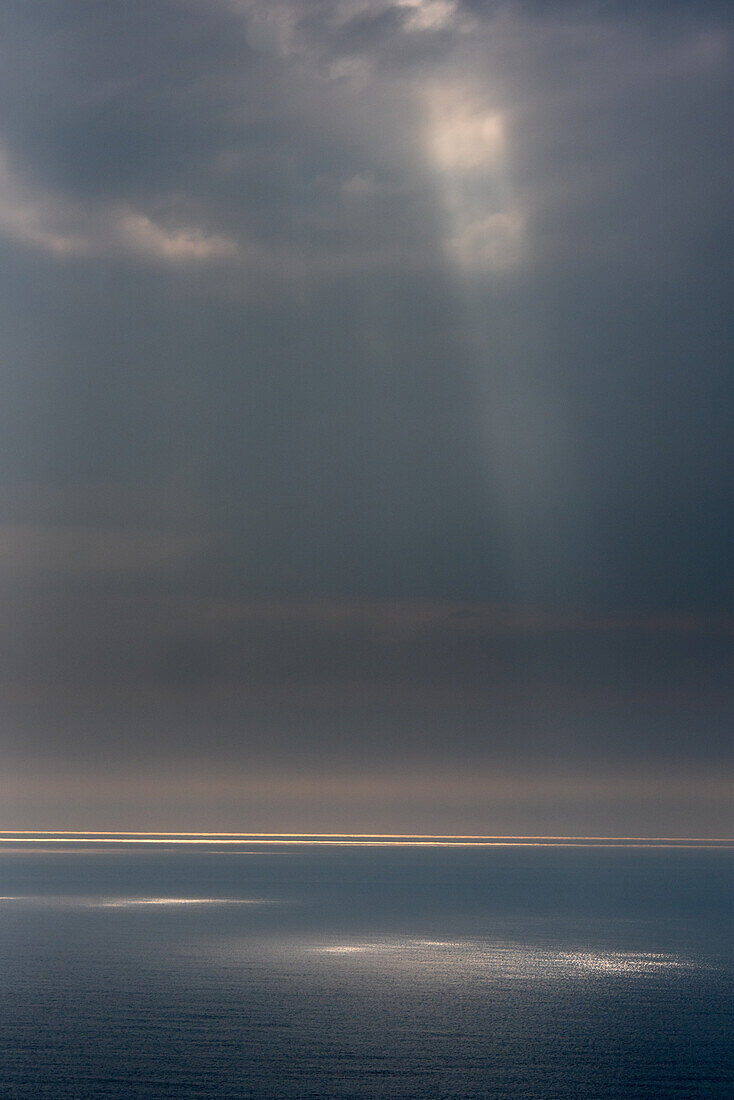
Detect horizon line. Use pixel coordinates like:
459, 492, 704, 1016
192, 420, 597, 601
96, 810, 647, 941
1, 831, 732, 848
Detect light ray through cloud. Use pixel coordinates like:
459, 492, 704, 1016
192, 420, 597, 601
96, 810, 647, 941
0, 0, 730, 834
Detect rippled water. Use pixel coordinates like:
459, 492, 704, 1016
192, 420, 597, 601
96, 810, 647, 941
0, 843, 732, 1097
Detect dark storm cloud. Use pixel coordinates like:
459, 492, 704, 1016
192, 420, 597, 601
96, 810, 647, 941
0, 0, 730, 604
0, 0, 445, 273
0, 0, 731, 829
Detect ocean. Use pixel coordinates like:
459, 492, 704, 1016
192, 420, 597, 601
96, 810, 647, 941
0, 839, 732, 1098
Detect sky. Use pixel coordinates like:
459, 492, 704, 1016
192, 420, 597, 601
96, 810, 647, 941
0, 0, 732, 834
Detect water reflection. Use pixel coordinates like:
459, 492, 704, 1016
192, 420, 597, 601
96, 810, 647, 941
0, 895, 273, 908
307, 936, 692, 978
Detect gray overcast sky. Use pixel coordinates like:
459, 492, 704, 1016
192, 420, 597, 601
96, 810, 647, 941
1, 0, 732, 833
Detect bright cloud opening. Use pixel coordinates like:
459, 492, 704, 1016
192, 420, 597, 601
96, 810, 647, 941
424, 86, 506, 173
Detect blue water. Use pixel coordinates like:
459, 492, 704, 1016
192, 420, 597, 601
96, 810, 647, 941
0, 843, 732, 1098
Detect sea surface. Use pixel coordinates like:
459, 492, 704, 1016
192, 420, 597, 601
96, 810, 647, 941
0, 837, 732, 1098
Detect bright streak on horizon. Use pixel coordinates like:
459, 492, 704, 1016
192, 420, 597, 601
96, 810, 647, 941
3, 831, 733, 839
0, 833, 732, 848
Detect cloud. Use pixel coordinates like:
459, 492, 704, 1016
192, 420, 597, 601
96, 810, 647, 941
340, 172, 378, 196
2, 591, 732, 696
0, 142, 237, 265
424, 85, 505, 172
0, 524, 205, 576
0, 146, 90, 256
398, 0, 460, 33
237, 0, 463, 65
0, 0, 729, 291
0, 132, 425, 282
111, 211, 237, 263
0, 0, 731, 833
2, 760, 731, 834
447, 209, 523, 270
